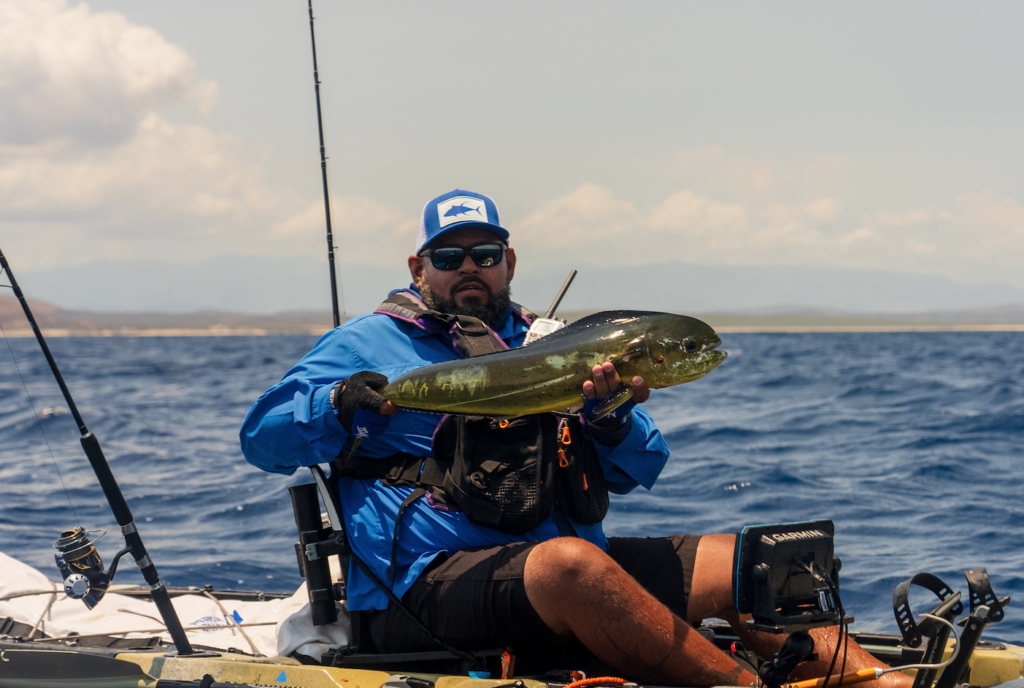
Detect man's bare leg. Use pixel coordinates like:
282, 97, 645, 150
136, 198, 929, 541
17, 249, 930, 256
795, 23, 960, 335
524, 537, 756, 686
688, 535, 913, 688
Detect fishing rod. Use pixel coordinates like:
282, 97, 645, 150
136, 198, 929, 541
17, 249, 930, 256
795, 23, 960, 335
308, 0, 342, 328
0, 247, 199, 657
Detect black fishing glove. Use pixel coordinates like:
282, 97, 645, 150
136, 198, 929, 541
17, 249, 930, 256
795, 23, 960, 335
330, 371, 392, 439
582, 387, 636, 445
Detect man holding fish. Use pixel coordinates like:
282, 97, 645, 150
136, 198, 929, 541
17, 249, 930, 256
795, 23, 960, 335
241, 190, 908, 687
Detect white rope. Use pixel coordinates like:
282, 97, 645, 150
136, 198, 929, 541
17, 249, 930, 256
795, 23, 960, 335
28, 583, 59, 639
203, 589, 263, 656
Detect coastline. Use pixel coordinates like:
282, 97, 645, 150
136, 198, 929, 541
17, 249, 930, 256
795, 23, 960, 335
3, 296, 1023, 336
3, 323, 1024, 337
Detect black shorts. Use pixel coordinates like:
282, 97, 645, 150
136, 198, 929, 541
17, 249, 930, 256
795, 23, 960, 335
364, 535, 701, 672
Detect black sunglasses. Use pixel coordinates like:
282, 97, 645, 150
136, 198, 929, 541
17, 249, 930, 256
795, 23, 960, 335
419, 243, 506, 271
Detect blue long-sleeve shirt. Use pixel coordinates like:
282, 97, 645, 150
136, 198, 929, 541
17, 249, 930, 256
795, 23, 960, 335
240, 297, 671, 611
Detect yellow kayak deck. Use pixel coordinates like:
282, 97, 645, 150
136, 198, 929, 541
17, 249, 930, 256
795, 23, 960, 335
1, 638, 1022, 688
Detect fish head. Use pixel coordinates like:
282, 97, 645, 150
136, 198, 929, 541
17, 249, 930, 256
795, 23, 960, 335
643, 314, 727, 388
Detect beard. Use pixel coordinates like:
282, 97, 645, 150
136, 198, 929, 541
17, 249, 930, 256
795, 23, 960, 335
420, 277, 512, 327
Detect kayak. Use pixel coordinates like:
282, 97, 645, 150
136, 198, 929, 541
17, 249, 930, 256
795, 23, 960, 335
2, 552, 1022, 688
2, 611, 1022, 688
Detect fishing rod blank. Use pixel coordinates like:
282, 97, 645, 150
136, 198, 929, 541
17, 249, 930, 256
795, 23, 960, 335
308, 0, 342, 328
0, 246, 198, 657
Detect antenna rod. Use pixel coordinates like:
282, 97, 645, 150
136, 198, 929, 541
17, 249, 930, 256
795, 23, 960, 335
308, 0, 342, 328
0, 247, 196, 657
545, 269, 577, 319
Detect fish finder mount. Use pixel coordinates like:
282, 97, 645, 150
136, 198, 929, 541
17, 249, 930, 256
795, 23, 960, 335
733, 520, 847, 634
733, 520, 848, 688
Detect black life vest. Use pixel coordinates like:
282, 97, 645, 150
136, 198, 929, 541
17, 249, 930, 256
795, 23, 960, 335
332, 291, 608, 580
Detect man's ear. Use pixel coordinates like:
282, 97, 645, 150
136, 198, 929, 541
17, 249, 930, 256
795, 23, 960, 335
408, 255, 426, 288
505, 246, 516, 283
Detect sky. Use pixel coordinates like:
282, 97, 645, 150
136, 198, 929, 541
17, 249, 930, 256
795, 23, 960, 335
1, 1, 1024, 312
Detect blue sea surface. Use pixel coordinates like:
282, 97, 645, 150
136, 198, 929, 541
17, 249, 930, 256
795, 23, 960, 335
1, 332, 1022, 641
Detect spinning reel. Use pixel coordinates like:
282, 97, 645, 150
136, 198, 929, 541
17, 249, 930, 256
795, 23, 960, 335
53, 526, 132, 610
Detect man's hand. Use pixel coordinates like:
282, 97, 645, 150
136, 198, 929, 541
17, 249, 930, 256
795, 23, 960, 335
330, 371, 398, 438
582, 361, 651, 402
581, 362, 650, 426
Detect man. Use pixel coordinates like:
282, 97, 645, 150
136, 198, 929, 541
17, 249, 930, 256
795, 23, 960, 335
241, 189, 910, 686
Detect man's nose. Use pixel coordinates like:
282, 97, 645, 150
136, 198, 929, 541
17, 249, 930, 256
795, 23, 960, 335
456, 254, 479, 273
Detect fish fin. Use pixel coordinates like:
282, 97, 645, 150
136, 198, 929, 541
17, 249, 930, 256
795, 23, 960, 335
589, 386, 635, 421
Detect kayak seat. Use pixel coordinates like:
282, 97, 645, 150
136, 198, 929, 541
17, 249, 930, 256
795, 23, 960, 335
289, 465, 502, 675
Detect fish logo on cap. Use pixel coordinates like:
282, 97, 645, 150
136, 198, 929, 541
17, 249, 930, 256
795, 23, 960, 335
437, 196, 489, 229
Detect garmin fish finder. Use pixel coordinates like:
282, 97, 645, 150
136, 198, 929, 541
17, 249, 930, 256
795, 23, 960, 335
733, 520, 849, 688
733, 519, 846, 633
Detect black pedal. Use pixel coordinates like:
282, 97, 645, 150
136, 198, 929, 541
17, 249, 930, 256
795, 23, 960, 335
965, 567, 1010, 624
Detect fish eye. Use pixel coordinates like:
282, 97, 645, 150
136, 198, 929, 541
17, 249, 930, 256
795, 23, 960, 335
654, 355, 664, 364
683, 340, 698, 352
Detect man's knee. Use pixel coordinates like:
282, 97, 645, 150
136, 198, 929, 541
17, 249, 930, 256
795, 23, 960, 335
524, 537, 615, 592
523, 537, 624, 636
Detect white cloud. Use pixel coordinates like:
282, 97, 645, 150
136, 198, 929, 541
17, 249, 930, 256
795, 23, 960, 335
669, 146, 851, 204
509, 183, 1024, 288
0, 0, 217, 147
512, 184, 839, 267
863, 207, 954, 228
0, 1, 307, 271
0, 113, 307, 268
849, 192, 1024, 272
3, 4, 1023, 301
514, 184, 640, 250
955, 191, 1024, 245
647, 190, 747, 240
839, 226, 881, 249
274, 195, 417, 267
0, 115, 275, 219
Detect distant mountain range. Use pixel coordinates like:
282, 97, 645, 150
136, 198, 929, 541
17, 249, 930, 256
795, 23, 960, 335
0, 295, 333, 336
3, 256, 1023, 334
4, 287, 1024, 338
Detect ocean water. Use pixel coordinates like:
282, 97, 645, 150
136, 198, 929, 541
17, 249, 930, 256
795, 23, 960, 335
1, 332, 1022, 642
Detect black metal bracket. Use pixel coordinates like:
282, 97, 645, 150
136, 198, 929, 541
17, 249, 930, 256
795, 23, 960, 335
304, 530, 347, 562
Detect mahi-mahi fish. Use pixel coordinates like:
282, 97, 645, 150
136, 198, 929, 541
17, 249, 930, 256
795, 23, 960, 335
381, 310, 727, 418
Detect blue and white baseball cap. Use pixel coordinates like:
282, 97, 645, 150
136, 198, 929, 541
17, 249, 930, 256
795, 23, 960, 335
415, 189, 510, 254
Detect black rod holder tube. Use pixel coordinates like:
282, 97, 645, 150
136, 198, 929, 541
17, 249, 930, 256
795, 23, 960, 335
290, 483, 338, 626
308, 0, 341, 328
0, 246, 195, 656
150, 583, 195, 655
